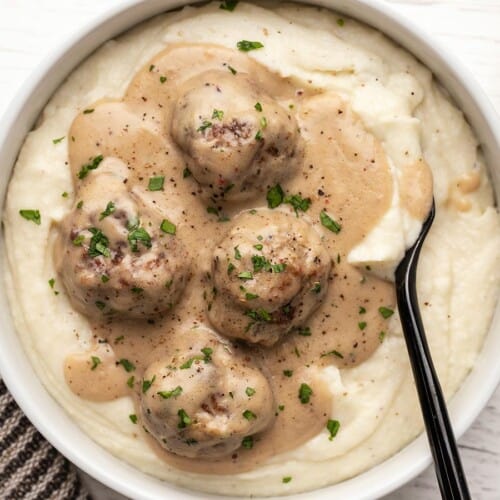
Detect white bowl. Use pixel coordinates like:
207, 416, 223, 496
0, 1, 499, 499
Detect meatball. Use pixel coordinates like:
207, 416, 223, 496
140, 327, 274, 458
171, 70, 301, 202
55, 159, 190, 318
208, 210, 332, 346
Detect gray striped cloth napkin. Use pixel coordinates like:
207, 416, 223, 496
0, 379, 91, 499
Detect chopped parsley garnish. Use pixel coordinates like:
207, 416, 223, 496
238, 271, 253, 281
227, 262, 236, 275
283, 370, 293, 377
101, 274, 110, 283
245, 292, 259, 300
197, 120, 213, 133
160, 219, 176, 235
62, 192, 69, 198
118, 359, 136, 372
321, 349, 344, 359
157, 386, 183, 399
241, 436, 253, 449
234, 246, 242, 260
201, 347, 213, 362
177, 409, 192, 428
220, 0, 238, 11
99, 201, 115, 220
379, 331, 386, 342
95, 301, 106, 310
358, 321, 367, 331
142, 375, 156, 393
337, 18, 345, 27
77, 155, 103, 179
359, 306, 367, 314
296, 326, 311, 337
90, 356, 101, 370
131, 286, 144, 294
180, 348, 213, 369
180, 358, 196, 370
245, 387, 256, 397
320, 211, 342, 234
285, 194, 312, 215
129, 414, 138, 424
212, 109, 224, 121
52, 136, 65, 144
251, 255, 286, 274
83, 108, 94, 114
76, 200, 84, 209
115, 335, 124, 344
282, 477, 292, 484
298, 383, 313, 404
148, 176, 165, 191
72, 234, 85, 246
255, 130, 264, 141
159, 76, 167, 84
255, 102, 263, 112
149, 64, 155, 72
126, 376, 135, 388
183, 168, 191, 178
228, 65, 237, 75
19, 209, 41, 225
253, 244, 263, 251
242, 410, 256, 420
260, 117, 268, 130
237, 40, 264, 52
326, 419, 340, 440
88, 228, 111, 258
266, 184, 284, 208
311, 282, 321, 294
379, 306, 394, 319
245, 308, 271, 322
127, 224, 152, 253
48, 278, 59, 295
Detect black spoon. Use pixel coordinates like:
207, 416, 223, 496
395, 199, 471, 500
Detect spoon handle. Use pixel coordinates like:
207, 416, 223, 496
395, 204, 471, 500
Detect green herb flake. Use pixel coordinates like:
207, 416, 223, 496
282, 477, 292, 484
245, 308, 271, 322
245, 387, 256, 397
234, 246, 242, 260
76, 200, 84, 209
212, 109, 224, 121
242, 410, 257, 420
177, 408, 192, 428
255, 129, 264, 141
131, 286, 144, 294
48, 278, 56, 289
327, 419, 340, 440
78, 155, 103, 179
285, 194, 312, 215
72, 234, 85, 246
298, 383, 313, 404
220, 0, 239, 11
253, 244, 263, 251
379, 306, 394, 319
311, 282, 321, 294
337, 18, 345, 27
241, 436, 253, 449
160, 219, 177, 235
245, 292, 259, 300
99, 201, 116, 220
52, 136, 65, 144
90, 356, 101, 371
101, 274, 110, 283
379, 331, 386, 343
358, 321, 367, 331
180, 358, 196, 370
359, 306, 367, 314
95, 300, 106, 311
159, 75, 167, 84
254, 102, 263, 112
267, 184, 284, 209
238, 271, 253, 281
320, 211, 342, 234
321, 349, 344, 359
157, 386, 183, 399
201, 347, 213, 362
197, 120, 213, 133
88, 228, 111, 258
127, 376, 135, 388
129, 414, 138, 424
142, 375, 156, 394
260, 116, 268, 129
297, 326, 311, 337
227, 262, 236, 275
127, 224, 152, 253
61, 192, 69, 198
283, 370, 293, 377
148, 176, 165, 191
183, 167, 191, 178
83, 108, 94, 114
237, 40, 264, 52
149, 64, 155, 72
19, 209, 41, 225
228, 65, 238, 75
119, 359, 136, 373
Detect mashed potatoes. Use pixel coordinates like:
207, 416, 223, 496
3, 1, 499, 496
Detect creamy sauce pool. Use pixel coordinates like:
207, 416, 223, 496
58, 44, 430, 474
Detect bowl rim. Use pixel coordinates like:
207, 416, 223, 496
0, 1, 499, 499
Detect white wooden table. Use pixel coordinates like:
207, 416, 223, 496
0, 1, 498, 498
